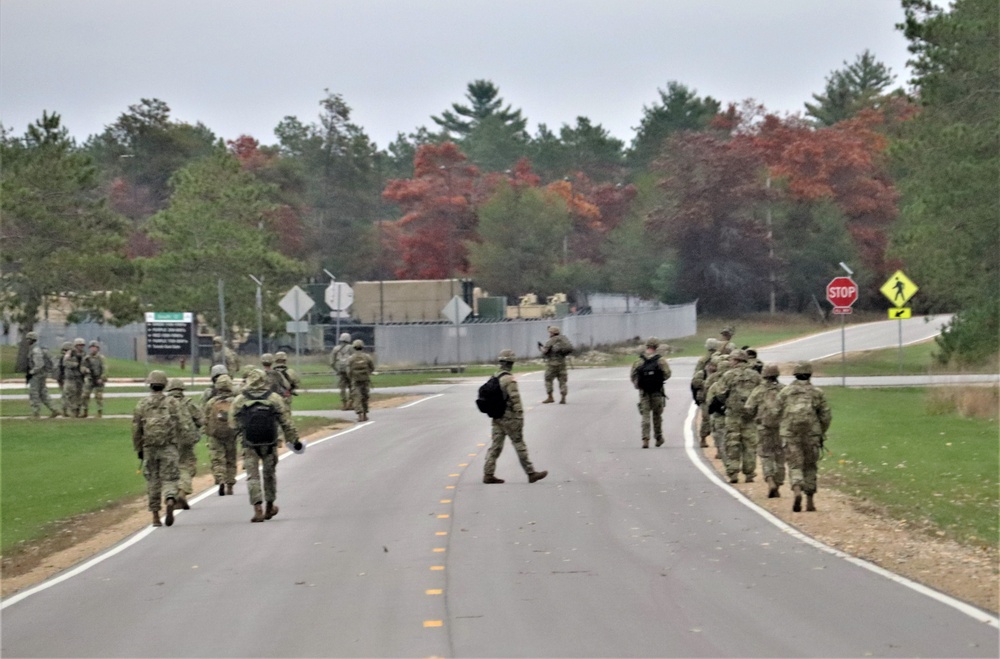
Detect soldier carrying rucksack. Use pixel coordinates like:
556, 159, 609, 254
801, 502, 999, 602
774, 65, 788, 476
346, 340, 375, 422
745, 363, 785, 498
205, 375, 239, 497
630, 337, 671, 449
132, 370, 188, 527
777, 361, 832, 513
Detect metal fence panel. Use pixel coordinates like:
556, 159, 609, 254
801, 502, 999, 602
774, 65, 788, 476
27, 321, 146, 361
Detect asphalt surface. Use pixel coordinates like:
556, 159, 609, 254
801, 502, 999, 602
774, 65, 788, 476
3, 315, 997, 658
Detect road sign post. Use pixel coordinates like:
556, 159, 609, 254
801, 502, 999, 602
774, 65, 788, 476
280, 286, 315, 363
441, 295, 471, 369
880, 270, 919, 374
826, 276, 858, 386
325, 280, 354, 349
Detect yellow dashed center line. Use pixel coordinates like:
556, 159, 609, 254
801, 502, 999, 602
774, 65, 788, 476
423, 620, 443, 627
433, 547, 446, 553
445, 485, 455, 490
430, 565, 445, 571
440, 499, 452, 504
457, 463, 468, 467
437, 514, 449, 519
426, 589, 443, 595
477, 443, 486, 447
448, 473, 459, 477
436, 531, 447, 536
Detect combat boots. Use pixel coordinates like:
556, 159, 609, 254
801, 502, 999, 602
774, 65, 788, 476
766, 477, 779, 498
655, 436, 664, 447
483, 475, 505, 484
251, 503, 265, 523
152, 512, 162, 527
176, 494, 190, 510
542, 395, 555, 404
745, 474, 755, 483
96, 411, 102, 418
806, 493, 816, 512
80, 409, 88, 418
642, 438, 649, 449
559, 395, 566, 404
218, 483, 226, 496
226, 483, 233, 495
164, 498, 175, 526
265, 502, 279, 520
792, 485, 803, 512
528, 470, 548, 484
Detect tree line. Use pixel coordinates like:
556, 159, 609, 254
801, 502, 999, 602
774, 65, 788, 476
2, 0, 995, 362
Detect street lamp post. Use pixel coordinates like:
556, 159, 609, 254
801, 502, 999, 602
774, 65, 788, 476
248, 275, 263, 358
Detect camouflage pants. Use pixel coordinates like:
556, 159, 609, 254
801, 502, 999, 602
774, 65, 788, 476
725, 416, 758, 479
337, 371, 352, 408
698, 402, 711, 441
143, 444, 180, 512
28, 375, 57, 416
352, 380, 370, 415
208, 433, 238, 485
82, 381, 104, 414
63, 377, 84, 417
544, 363, 568, 397
485, 417, 535, 477
637, 392, 665, 442
710, 413, 729, 469
244, 445, 278, 505
756, 426, 785, 486
177, 441, 197, 496
783, 433, 820, 494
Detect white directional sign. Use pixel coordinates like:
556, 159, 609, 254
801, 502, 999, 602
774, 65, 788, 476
441, 295, 472, 325
325, 281, 355, 312
279, 285, 315, 320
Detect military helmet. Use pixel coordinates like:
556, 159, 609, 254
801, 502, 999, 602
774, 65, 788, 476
210, 364, 229, 379
730, 349, 748, 362
61, 341, 73, 351
167, 378, 185, 391
73, 337, 85, 346
274, 351, 288, 362
26, 331, 38, 342
793, 361, 813, 376
339, 332, 351, 342
645, 337, 660, 348
212, 335, 224, 345
547, 325, 560, 335
215, 374, 233, 391
261, 352, 274, 366
762, 363, 780, 378
244, 368, 266, 389
88, 340, 100, 348
498, 349, 516, 363
352, 340, 364, 349
705, 338, 718, 351
147, 370, 168, 386
720, 326, 734, 338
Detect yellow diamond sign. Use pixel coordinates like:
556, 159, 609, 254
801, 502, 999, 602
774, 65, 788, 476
880, 270, 918, 307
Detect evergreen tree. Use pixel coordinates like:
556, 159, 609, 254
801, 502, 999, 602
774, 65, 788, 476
627, 82, 720, 172
432, 79, 528, 139
805, 50, 898, 126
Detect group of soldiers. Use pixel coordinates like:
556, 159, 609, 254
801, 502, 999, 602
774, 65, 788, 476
328, 332, 375, 422
691, 327, 832, 513
25, 332, 107, 419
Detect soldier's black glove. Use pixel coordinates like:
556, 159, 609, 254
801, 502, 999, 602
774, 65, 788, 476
137, 450, 143, 461
537, 341, 543, 350
292, 441, 303, 452
25, 372, 30, 385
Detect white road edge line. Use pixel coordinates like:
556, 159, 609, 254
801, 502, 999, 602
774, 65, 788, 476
682, 402, 999, 628
398, 394, 444, 409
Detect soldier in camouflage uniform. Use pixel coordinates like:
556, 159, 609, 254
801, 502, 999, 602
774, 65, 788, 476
745, 363, 785, 498
81, 340, 107, 418
691, 339, 718, 448
132, 370, 188, 527
260, 353, 291, 398
347, 340, 375, 421
198, 364, 231, 409
204, 374, 239, 496
718, 326, 737, 354
329, 332, 354, 410
273, 351, 300, 405
167, 378, 204, 509
57, 341, 72, 417
539, 325, 573, 404
483, 350, 548, 484
630, 337, 671, 448
61, 338, 86, 417
25, 332, 60, 418
211, 336, 241, 376
229, 369, 302, 523
778, 361, 832, 512
705, 355, 734, 470
713, 350, 763, 483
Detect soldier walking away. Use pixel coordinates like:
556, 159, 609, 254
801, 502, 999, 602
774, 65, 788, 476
704, 354, 731, 466
272, 351, 301, 405
718, 326, 737, 354
57, 341, 72, 417
329, 332, 354, 410
713, 349, 762, 483
745, 364, 785, 497
132, 371, 187, 527
211, 336, 241, 376
25, 331, 60, 418
198, 364, 231, 408
61, 338, 86, 417
482, 350, 548, 484
539, 325, 573, 404
204, 375, 239, 496
81, 340, 108, 418
260, 353, 291, 398
229, 369, 302, 523
778, 361, 832, 512
690, 339, 718, 447
630, 337, 671, 448
167, 379, 204, 510
347, 340, 375, 421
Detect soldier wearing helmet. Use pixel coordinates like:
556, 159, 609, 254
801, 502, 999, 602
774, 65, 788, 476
329, 332, 354, 410
199, 363, 233, 409
57, 341, 73, 416
745, 363, 785, 498
712, 348, 763, 484
704, 357, 733, 468
777, 361, 831, 513
630, 337, 671, 449
271, 351, 301, 403
691, 338, 719, 448
346, 340, 375, 421
132, 370, 188, 527
211, 336, 241, 378
483, 350, 548, 485
81, 340, 108, 418
167, 378, 204, 510
539, 325, 574, 404
718, 326, 737, 354
25, 331, 60, 418
260, 353, 291, 400
60, 338, 87, 417
204, 374, 239, 496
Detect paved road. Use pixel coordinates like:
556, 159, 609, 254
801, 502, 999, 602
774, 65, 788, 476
3, 317, 997, 657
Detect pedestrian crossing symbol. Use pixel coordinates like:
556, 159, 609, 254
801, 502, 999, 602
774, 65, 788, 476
880, 270, 918, 307
889, 307, 912, 320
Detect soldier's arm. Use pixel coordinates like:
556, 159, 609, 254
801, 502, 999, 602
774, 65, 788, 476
661, 359, 672, 380
271, 393, 300, 443
629, 360, 641, 388
189, 399, 205, 428
744, 386, 761, 417
815, 389, 832, 433
132, 403, 144, 453
227, 396, 243, 430
503, 375, 523, 416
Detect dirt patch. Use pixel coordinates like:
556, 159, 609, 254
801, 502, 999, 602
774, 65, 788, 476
699, 443, 999, 615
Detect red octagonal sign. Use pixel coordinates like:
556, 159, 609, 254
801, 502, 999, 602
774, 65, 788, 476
826, 276, 859, 309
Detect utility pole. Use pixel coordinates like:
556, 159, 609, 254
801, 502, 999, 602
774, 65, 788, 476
248, 275, 263, 358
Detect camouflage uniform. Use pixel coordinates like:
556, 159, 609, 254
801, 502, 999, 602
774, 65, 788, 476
198, 364, 232, 409
229, 370, 300, 520
347, 341, 375, 421
273, 352, 300, 407
778, 363, 832, 511
718, 327, 737, 354
745, 366, 785, 495
132, 372, 188, 521
714, 351, 763, 483
630, 338, 671, 448
540, 326, 573, 403
167, 379, 204, 501
81, 342, 107, 418
704, 357, 731, 468
329, 334, 354, 410
61, 339, 86, 417
57, 342, 72, 416
26, 335, 59, 418
203, 375, 239, 494
483, 350, 546, 484
211, 336, 241, 376
690, 339, 718, 447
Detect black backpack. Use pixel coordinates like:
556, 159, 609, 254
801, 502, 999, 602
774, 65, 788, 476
637, 355, 666, 394
239, 392, 278, 447
476, 375, 507, 419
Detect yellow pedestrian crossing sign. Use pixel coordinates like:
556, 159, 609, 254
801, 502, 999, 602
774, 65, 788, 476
889, 307, 912, 319
880, 270, 918, 307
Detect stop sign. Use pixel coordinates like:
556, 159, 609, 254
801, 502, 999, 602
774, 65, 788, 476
826, 276, 859, 308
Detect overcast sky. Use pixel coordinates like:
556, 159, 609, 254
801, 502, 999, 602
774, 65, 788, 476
1, 1, 915, 150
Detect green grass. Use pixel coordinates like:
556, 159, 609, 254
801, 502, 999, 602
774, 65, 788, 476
0, 345, 193, 380
815, 341, 997, 377
664, 313, 829, 358
823, 387, 999, 548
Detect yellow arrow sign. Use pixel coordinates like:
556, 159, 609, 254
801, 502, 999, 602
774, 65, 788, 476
889, 307, 912, 320
880, 270, 918, 307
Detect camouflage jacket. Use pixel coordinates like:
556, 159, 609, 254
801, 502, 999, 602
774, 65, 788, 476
347, 352, 375, 384
777, 380, 832, 437
329, 343, 353, 374
81, 353, 107, 384
273, 365, 300, 394
212, 348, 241, 377
541, 334, 573, 365
495, 369, 523, 421
744, 379, 783, 430
715, 364, 762, 421
169, 391, 204, 445
29, 345, 50, 378
132, 392, 188, 451
228, 386, 299, 445
62, 349, 85, 382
